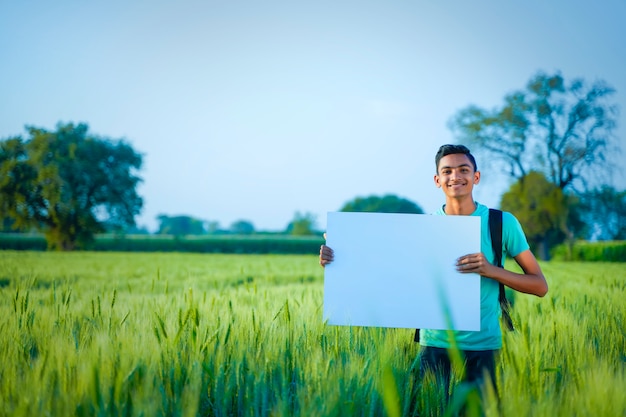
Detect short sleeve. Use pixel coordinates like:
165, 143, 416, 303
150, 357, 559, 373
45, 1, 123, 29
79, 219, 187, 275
502, 211, 530, 258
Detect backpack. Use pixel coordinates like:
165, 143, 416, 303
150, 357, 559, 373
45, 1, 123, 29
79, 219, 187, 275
413, 208, 513, 343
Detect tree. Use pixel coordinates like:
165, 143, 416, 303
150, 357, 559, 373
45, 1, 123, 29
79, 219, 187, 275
340, 194, 424, 214
206, 221, 221, 234
579, 186, 626, 240
449, 71, 619, 194
500, 171, 584, 260
230, 219, 255, 235
1, 216, 18, 232
285, 211, 318, 236
0, 122, 143, 250
157, 215, 206, 236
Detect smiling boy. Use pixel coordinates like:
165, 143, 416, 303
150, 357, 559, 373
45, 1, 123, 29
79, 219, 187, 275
319, 144, 548, 393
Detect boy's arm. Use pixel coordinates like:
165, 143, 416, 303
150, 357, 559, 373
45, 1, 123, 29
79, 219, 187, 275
456, 249, 548, 297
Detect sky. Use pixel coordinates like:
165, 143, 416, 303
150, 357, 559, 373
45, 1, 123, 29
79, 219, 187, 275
1, 0, 625, 233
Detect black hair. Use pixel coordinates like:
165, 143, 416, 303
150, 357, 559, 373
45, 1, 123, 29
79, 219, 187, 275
435, 144, 477, 173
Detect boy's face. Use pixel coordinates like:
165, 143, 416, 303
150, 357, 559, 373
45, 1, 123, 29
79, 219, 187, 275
434, 153, 480, 198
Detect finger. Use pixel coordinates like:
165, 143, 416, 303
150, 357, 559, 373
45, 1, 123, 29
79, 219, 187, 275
320, 257, 333, 266
457, 262, 473, 272
456, 255, 469, 264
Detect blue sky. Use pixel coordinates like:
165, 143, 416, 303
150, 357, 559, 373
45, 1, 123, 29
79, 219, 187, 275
1, 1, 625, 232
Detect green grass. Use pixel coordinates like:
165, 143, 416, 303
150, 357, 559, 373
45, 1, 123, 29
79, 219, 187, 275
0, 251, 624, 416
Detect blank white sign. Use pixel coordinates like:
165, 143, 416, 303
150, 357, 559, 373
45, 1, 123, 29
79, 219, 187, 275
323, 212, 481, 330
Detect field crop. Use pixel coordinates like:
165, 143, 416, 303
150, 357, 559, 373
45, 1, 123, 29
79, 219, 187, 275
0, 251, 624, 416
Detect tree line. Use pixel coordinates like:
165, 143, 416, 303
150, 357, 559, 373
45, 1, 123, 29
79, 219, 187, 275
154, 195, 424, 237
1, 71, 624, 257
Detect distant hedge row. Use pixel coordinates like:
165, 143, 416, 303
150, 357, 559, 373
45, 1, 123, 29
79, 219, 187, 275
0, 233, 325, 254
551, 240, 626, 262
3, 233, 623, 261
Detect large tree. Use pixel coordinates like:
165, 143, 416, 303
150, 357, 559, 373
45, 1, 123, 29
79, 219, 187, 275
449, 71, 619, 194
0, 122, 143, 250
340, 194, 424, 214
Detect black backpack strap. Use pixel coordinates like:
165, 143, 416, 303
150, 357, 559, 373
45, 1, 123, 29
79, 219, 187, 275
489, 209, 514, 331
489, 209, 503, 268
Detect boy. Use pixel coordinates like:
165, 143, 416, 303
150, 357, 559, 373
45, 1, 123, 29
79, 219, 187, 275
319, 144, 548, 392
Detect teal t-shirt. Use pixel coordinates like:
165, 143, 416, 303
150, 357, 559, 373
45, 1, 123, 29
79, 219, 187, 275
420, 202, 530, 350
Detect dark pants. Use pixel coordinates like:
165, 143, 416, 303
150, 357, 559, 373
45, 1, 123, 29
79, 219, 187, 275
419, 346, 498, 392
410, 347, 498, 416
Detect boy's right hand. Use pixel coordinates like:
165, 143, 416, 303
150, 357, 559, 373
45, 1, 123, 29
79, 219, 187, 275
319, 233, 334, 267
319, 244, 334, 267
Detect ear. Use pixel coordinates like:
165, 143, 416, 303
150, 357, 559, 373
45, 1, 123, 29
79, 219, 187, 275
434, 174, 442, 188
474, 170, 481, 184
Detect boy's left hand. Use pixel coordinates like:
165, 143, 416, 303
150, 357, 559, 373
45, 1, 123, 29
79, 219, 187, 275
456, 253, 493, 275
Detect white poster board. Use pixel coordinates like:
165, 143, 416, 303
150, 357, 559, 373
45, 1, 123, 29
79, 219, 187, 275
323, 212, 481, 330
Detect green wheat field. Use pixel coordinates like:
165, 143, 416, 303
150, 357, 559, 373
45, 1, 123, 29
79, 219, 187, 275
0, 251, 624, 416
